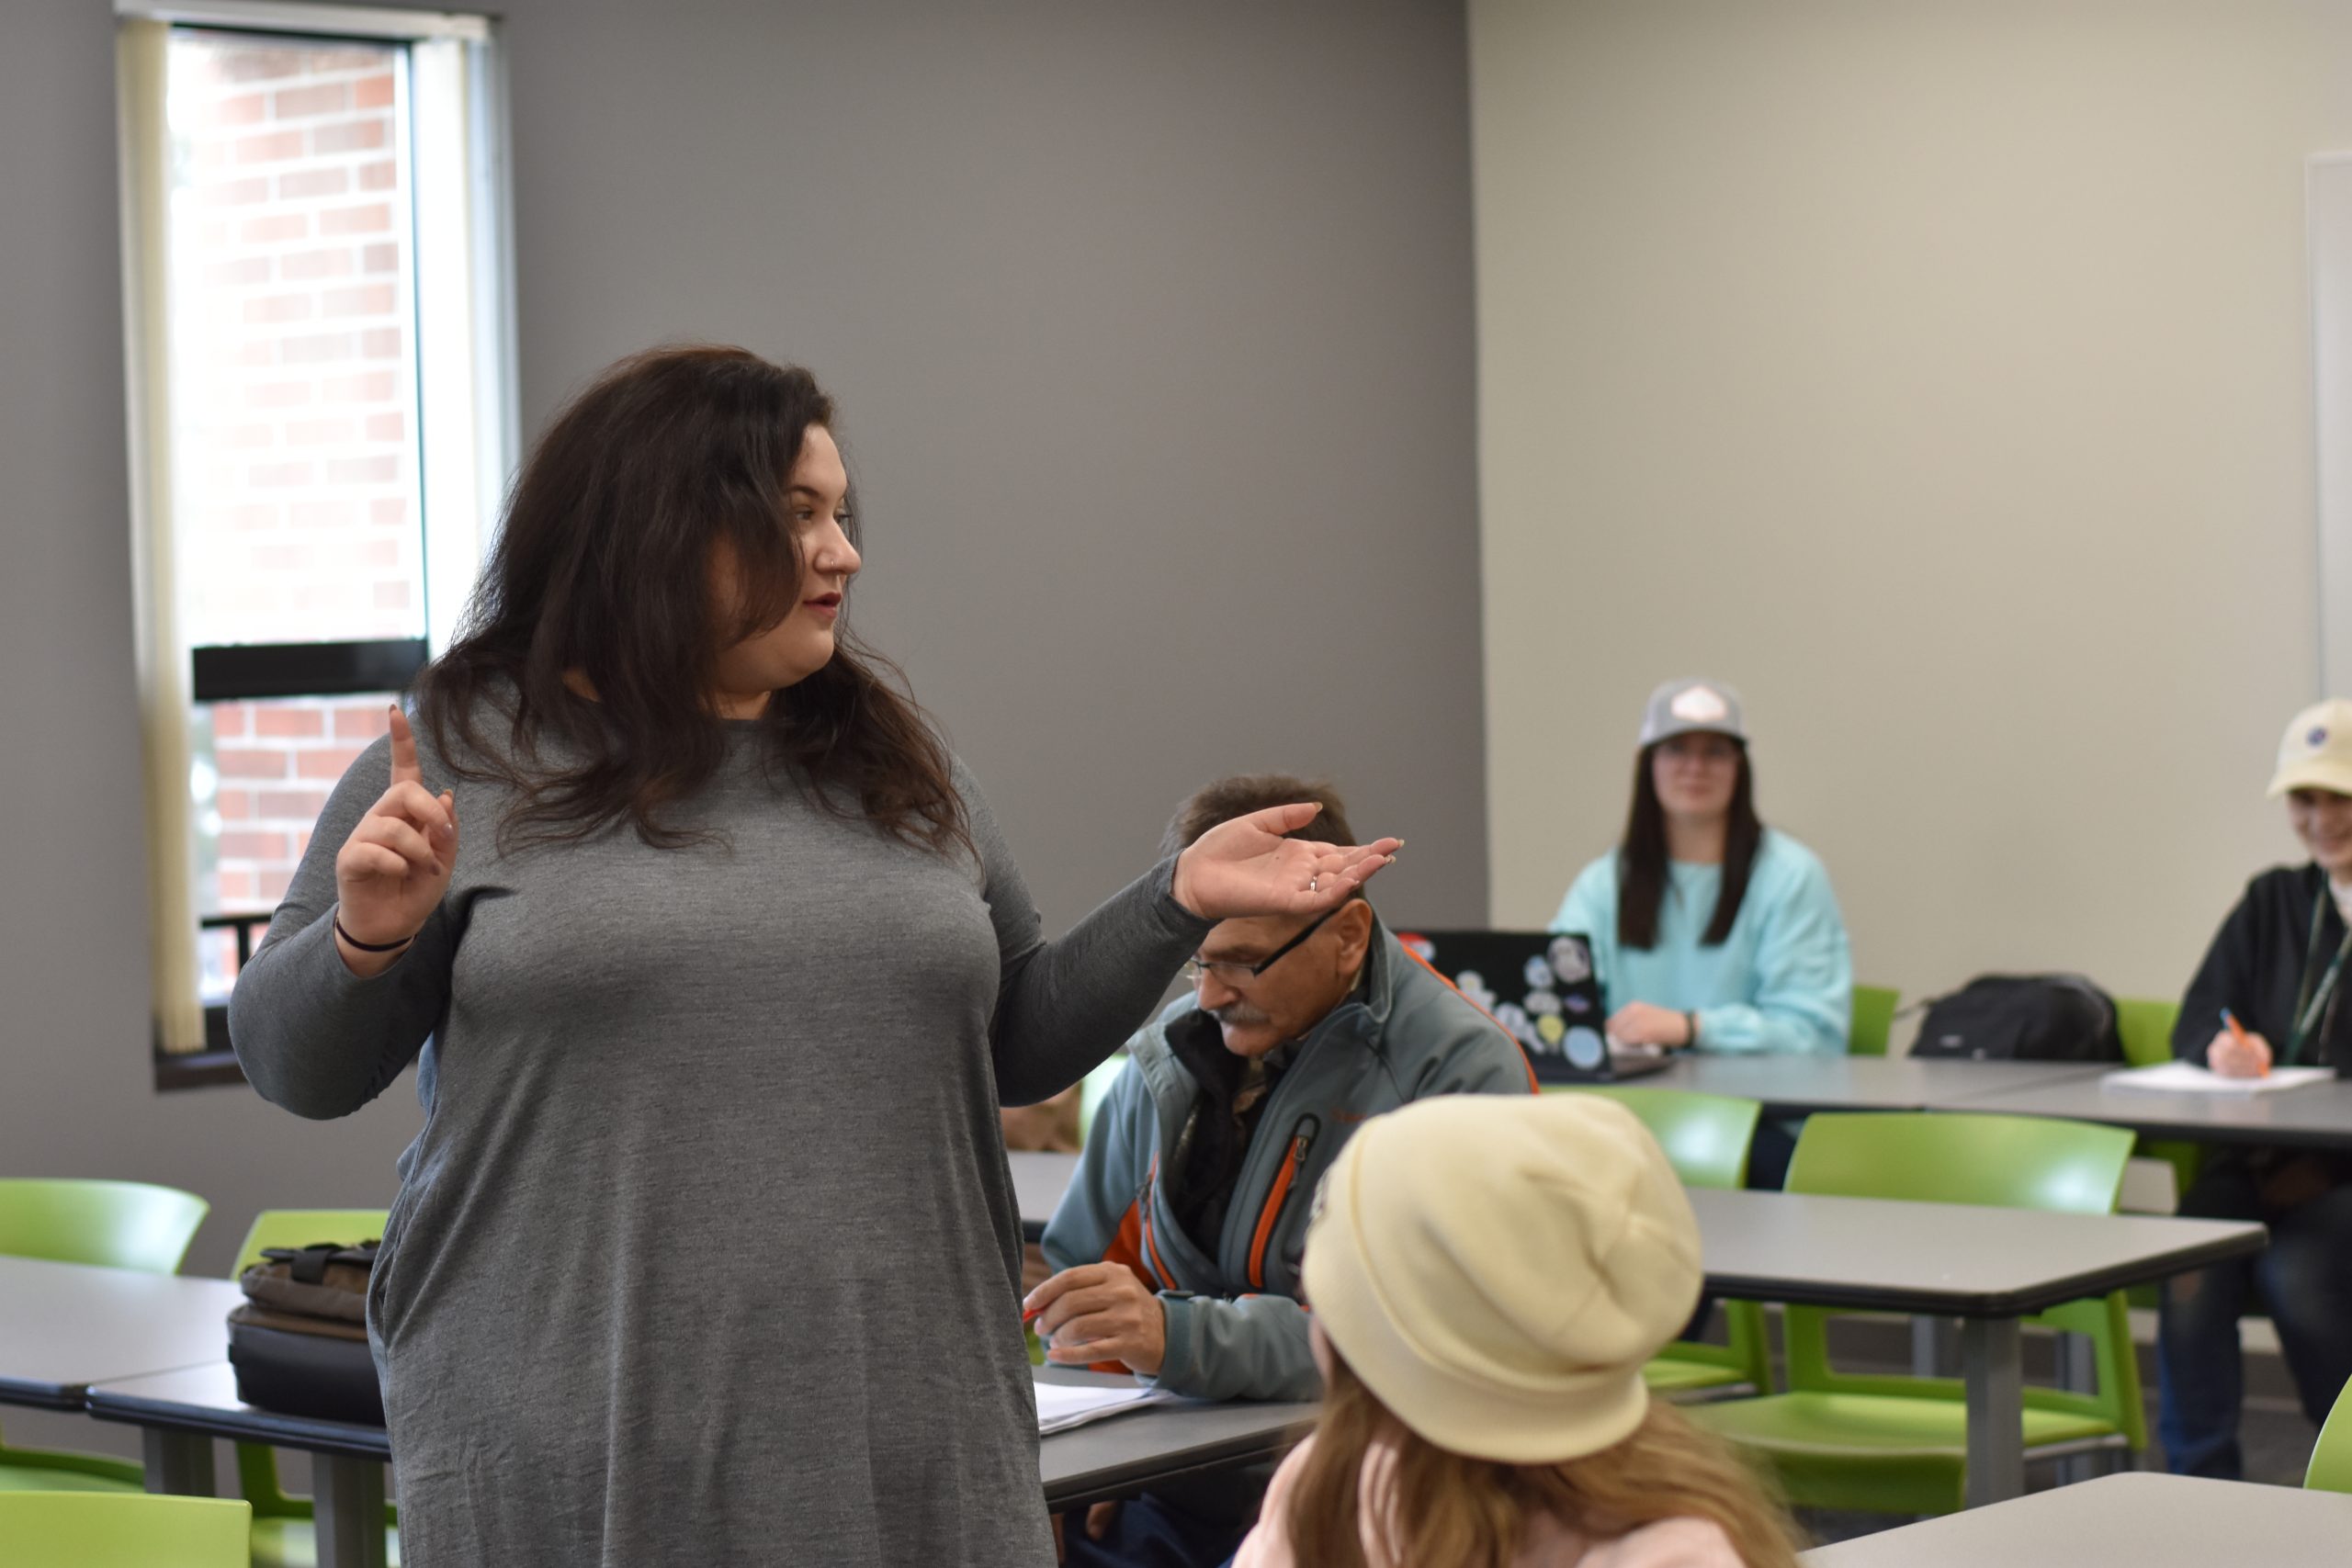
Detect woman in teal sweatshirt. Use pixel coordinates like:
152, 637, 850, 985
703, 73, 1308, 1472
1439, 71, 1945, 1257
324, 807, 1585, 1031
1550, 680, 1851, 1057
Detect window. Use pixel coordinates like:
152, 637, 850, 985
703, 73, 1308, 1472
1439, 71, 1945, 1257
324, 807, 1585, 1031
117, 2, 514, 1083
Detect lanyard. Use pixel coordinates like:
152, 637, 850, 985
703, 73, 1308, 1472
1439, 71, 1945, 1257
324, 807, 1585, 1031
2287, 884, 2352, 1066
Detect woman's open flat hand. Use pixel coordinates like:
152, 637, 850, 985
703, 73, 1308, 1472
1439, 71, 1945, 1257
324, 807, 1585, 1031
333, 705, 457, 974
1169, 803, 1401, 920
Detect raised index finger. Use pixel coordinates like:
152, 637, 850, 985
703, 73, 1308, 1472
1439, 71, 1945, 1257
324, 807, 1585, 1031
388, 704, 421, 788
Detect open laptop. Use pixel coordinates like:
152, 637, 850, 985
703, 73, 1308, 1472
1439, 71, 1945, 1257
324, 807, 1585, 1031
1395, 929, 1671, 1085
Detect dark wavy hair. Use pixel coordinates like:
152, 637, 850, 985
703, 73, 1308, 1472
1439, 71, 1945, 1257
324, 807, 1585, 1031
1617, 739, 1761, 950
414, 344, 967, 855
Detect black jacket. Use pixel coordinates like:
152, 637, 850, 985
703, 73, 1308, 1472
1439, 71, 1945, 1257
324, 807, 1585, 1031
2175, 863, 2352, 1195
2174, 863, 2352, 1074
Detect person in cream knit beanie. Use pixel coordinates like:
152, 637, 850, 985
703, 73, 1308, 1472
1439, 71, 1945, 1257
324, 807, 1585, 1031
1302, 1091, 1705, 1463
1235, 1095, 1795, 1568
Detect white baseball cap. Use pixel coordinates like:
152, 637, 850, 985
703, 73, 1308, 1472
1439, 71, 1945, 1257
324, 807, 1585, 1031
1638, 678, 1747, 747
2268, 698, 2352, 798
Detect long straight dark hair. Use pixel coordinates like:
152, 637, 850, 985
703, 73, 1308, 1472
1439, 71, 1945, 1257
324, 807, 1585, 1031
1616, 740, 1763, 950
415, 344, 968, 856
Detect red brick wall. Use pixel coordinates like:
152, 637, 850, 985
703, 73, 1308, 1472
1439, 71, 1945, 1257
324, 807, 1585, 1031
170, 32, 424, 945
209, 698, 393, 908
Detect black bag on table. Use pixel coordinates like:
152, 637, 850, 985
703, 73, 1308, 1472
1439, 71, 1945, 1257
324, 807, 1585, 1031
228, 1241, 383, 1426
1908, 973, 2124, 1063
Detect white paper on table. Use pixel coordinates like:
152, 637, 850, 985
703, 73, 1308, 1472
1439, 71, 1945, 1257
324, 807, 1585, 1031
2099, 1062, 2335, 1096
1034, 1376, 1179, 1436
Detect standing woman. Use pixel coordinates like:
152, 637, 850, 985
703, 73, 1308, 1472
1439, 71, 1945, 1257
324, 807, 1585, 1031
2157, 699, 2352, 1478
229, 346, 1399, 1568
1550, 680, 1850, 1058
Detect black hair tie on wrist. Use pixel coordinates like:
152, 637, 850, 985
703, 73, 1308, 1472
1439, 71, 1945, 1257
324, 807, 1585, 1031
334, 916, 413, 953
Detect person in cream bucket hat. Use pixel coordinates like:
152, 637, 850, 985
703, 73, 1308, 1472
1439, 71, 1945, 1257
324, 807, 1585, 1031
1233, 1095, 1797, 1568
1303, 1093, 1701, 1463
2154, 696, 2352, 1483
2267, 697, 2352, 797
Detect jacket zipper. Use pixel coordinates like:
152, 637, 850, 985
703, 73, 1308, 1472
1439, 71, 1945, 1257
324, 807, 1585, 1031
1247, 1114, 1320, 1291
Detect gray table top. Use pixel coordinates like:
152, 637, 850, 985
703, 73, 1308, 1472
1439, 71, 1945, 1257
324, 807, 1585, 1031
86, 1362, 390, 1461
1011, 1149, 1080, 1237
1655, 1055, 2111, 1113
1946, 1070, 2352, 1149
1689, 1190, 2265, 1315
87, 1361, 1317, 1508
1034, 1369, 1315, 1510
1800, 1471, 2352, 1565
990, 1159, 2265, 1318
0, 1256, 245, 1410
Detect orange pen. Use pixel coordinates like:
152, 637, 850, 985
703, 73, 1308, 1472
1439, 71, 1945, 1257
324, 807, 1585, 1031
2221, 1009, 2268, 1077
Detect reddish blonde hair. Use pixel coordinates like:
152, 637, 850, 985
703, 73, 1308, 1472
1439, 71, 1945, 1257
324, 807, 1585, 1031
1286, 1351, 1802, 1568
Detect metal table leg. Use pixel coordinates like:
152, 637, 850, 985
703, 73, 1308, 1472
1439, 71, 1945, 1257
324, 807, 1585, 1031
141, 1427, 214, 1495
1961, 1315, 2026, 1507
1910, 1315, 1939, 1377
312, 1453, 389, 1568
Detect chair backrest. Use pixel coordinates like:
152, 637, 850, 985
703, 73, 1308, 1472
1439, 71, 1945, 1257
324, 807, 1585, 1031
231, 1209, 390, 1278
1553, 1086, 1762, 1190
0, 1492, 251, 1568
2308, 1373, 2352, 1492
1787, 1111, 2133, 1213
1849, 985, 1901, 1056
1076, 1054, 1129, 1146
1781, 1111, 2144, 1445
2114, 998, 2182, 1069
0, 1179, 209, 1273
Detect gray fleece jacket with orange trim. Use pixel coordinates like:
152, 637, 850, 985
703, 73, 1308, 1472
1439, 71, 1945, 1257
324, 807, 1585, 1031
1041, 921, 1534, 1402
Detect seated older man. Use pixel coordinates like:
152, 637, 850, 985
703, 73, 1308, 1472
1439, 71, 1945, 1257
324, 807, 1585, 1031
1028, 773, 1533, 1568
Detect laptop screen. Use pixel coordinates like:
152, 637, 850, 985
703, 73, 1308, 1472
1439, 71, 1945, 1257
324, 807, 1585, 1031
1396, 929, 1611, 1078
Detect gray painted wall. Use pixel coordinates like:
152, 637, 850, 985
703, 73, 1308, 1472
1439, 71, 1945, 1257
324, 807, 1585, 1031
0, 0, 1483, 1467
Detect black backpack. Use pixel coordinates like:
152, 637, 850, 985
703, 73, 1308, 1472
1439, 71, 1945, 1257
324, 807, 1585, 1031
1908, 974, 2124, 1064
228, 1241, 382, 1426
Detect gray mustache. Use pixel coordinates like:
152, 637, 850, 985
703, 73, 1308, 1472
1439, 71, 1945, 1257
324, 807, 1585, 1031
1209, 1003, 1272, 1026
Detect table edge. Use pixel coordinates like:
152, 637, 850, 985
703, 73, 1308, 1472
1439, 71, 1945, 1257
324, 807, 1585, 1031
1039, 1405, 1316, 1510
1705, 1222, 2266, 1316
85, 1384, 392, 1461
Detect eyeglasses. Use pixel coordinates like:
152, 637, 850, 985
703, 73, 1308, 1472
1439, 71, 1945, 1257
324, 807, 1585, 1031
1183, 908, 1338, 989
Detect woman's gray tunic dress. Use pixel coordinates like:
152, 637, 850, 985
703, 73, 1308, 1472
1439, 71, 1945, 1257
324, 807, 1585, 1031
230, 723, 1212, 1566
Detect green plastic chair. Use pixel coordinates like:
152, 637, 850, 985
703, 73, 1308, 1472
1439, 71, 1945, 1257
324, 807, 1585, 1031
1690, 1111, 2144, 1515
2307, 1373, 2352, 1492
0, 1491, 252, 1568
1849, 986, 1900, 1057
0, 1179, 209, 1273
1076, 1053, 1129, 1145
230, 1213, 400, 1568
1552, 1086, 1772, 1395
2113, 997, 2203, 1206
0, 1179, 210, 1495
